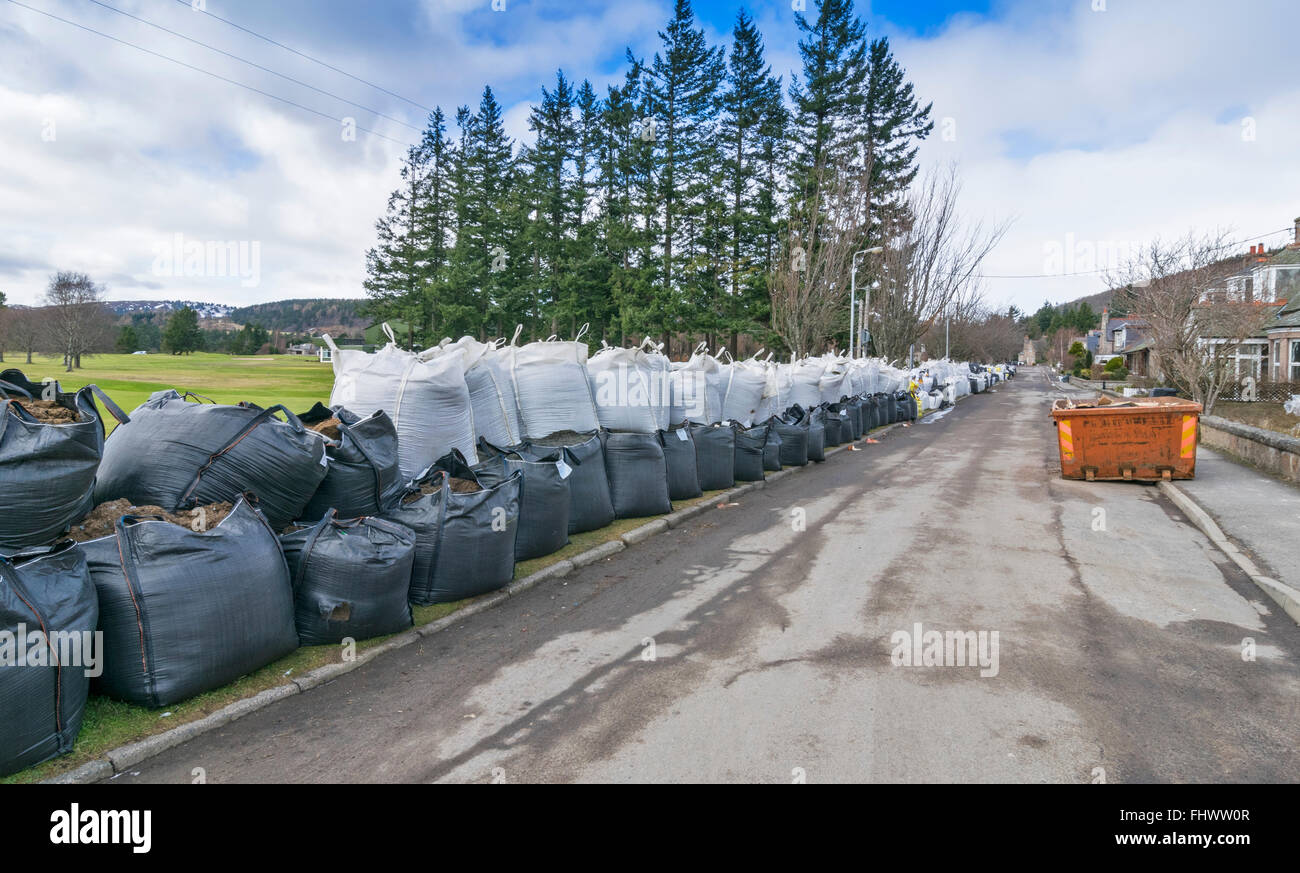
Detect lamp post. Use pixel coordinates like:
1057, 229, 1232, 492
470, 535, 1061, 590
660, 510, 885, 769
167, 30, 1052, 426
851, 246, 885, 358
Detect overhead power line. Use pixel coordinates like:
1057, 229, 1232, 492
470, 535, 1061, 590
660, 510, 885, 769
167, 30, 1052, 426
169, 0, 432, 113
969, 225, 1297, 280
86, 0, 423, 133
5, 0, 418, 148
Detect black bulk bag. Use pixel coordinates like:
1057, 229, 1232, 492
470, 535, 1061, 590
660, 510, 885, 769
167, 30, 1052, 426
761, 420, 783, 471
817, 406, 843, 448
297, 404, 405, 522
844, 399, 864, 440
771, 412, 809, 467
658, 427, 702, 501
895, 391, 913, 422
0, 543, 98, 777
877, 392, 895, 425
787, 405, 825, 462
477, 439, 570, 561
519, 431, 614, 535
690, 423, 736, 491
0, 372, 127, 549
601, 432, 672, 519
733, 423, 767, 482
862, 395, 879, 431
385, 453, 521, 606
281, 512, 415, 646
94, 391, 327, 530
80, 495, 298, 708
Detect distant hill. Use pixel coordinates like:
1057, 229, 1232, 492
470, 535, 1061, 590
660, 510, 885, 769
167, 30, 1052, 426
108, 299, 232, 319
226, 299, 367, 334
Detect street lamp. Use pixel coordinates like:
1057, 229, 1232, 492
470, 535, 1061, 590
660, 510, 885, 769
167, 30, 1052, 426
851, 246, 885, 358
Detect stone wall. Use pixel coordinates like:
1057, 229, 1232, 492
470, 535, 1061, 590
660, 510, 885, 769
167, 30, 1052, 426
1200, 415, 1300, 484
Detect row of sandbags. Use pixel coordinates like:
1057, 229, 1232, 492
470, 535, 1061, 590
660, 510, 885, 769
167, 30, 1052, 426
321, 325, 924, 476
0, 362, 930, 777
324, 325, 603, 478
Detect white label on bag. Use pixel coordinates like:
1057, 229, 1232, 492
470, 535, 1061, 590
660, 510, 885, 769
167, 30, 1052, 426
676, 429, 689, 441
556, 458, 572, 479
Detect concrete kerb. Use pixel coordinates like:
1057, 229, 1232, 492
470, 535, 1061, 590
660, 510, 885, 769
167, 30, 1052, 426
1158, 480, 1300, 625
46, 414, 922, 783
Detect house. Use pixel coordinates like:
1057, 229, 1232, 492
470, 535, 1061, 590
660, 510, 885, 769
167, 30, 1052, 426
1096, 307, 1147, 356
1122, 338, 1154, 377
1083, 330, 1101, 356
1206, 216, 1300, 383
1019, 335, 1036, 365
1262, 220, 1300, 383
286, 342, 317, 356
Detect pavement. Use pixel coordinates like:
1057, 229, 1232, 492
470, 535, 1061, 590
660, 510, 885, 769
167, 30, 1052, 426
1177, 445, 1300, 596
102, 366, 1300, 784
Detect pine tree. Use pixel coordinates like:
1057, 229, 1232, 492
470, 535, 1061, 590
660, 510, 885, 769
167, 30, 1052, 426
448, 88, 521, 340
521, 71, 577, 335
161, 306, 203, 355
641, 0, 726, 349
787, 0, 867, 226
721, 8, 785, 347
416, 107, 457, 341
861, 36, 933, 239
363, 134, 433, 348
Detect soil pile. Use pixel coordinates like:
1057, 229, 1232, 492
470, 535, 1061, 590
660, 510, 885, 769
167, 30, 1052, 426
8, 400, 80, 424
66, 499, 235, 542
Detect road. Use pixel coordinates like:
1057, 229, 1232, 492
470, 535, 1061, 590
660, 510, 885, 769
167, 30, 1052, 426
106, 367, 1300, 783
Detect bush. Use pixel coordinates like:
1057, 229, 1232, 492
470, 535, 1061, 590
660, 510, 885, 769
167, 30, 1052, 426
1103, 356, 1125, 372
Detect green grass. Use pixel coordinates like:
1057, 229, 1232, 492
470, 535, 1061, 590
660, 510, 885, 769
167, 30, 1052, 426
3, 352, 334, 431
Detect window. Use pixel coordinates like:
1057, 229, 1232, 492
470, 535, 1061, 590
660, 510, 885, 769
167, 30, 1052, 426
1292, 340, 1300, 381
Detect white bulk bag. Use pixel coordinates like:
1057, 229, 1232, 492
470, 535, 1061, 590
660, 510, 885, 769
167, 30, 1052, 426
587, 345, 659, 433
790, 359, 825, 409
511, 325, 599, 439
325, 325, 477, 477
818, 357, 853, 403
718, 351, 769, 426
442, 333, 523, 448
670, 344, 722, 425
754, 356, 784, 421
639, 338, 672, 431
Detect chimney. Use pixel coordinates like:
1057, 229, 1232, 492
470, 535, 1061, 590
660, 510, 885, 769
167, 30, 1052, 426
1293, 216, 1300, 247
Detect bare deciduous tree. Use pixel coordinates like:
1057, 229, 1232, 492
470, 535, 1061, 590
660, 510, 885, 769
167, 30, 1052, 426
869, 164, 1009, 363
769, 163, 872, 357
925, 291, 1025, 363
6, 308, 42, 365
41, 271, 114, 372
1106, 232, 1273, 413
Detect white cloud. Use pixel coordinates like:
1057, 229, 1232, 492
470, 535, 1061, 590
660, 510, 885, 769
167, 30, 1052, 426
892, 0, 1300, 311
2, 0, 1296, 318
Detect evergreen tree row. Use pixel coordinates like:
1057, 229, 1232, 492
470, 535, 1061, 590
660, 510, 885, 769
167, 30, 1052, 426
364, 0, 931, 355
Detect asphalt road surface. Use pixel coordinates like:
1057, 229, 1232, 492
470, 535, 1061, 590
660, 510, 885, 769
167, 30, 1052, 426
107, 367, 1300, 783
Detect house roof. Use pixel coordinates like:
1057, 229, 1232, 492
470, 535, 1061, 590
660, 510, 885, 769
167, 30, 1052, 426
1267, 307, 1300, 331
1123, 338, 1153, 354
1110, 318, 1149, 331
1266, 247, 1300, 267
